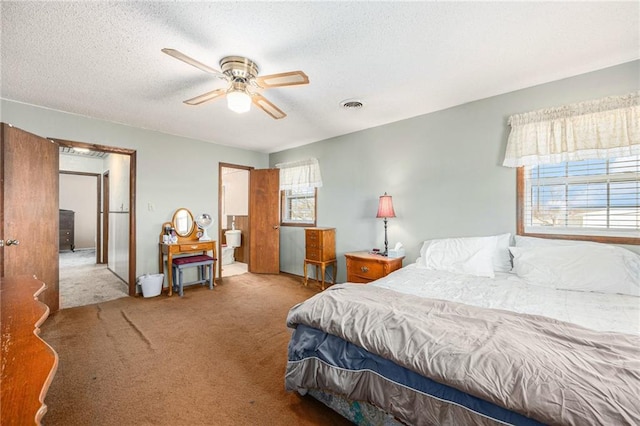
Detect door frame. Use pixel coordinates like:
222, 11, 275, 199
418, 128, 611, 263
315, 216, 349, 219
102, 171, 109, 265
54, 138, 137, 296
59, 171, 102, 264
218, 162, 253, 279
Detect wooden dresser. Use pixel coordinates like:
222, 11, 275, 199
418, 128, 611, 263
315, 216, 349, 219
303, 227, 337, 290
59, 209, 75, 252
1, 275, 58, 425
345, 251, 404, 283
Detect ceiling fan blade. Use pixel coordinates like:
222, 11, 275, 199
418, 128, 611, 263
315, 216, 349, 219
184, 88, 227, 105
252, 94, 286, 119
254, 71, 309, 89
162, 48, 226, 79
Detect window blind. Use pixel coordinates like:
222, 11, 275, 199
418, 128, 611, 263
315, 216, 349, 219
282, 188, 315, 223
524, 156, 640, 237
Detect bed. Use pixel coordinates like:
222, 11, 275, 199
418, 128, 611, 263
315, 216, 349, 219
285, 235, 640, 425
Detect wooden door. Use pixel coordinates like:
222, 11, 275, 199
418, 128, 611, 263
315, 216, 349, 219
1, 124, 60, 311
249, 168, 280, 274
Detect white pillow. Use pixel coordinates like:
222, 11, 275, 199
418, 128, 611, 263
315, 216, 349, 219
514, 235, 597, 248
418, 233, 511, 272
509, 245, 640, 296
493, 233, 512, 272
421, 236, 497, 278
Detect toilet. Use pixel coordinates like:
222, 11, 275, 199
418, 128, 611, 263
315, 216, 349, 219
222, 230, 241, 265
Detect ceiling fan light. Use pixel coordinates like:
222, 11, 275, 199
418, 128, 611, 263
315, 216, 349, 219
227, 91, 251, 113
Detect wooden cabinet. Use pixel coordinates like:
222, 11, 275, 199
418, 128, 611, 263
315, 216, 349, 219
304, 227, 336, 289
59, 209, 75, 252
1, 275, 58, 425
305, 227, 336, 261
345, 251, 404, 283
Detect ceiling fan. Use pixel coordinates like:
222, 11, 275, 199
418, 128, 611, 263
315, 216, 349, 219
162, 48, 309, 119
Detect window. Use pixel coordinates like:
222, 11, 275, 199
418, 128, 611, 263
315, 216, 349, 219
518, 155, 640, 243
281, 187, 317, 226
276, 158, 322, 227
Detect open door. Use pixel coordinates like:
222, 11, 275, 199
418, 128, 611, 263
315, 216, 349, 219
1, 124, 60, 312
248, 168, 280, 274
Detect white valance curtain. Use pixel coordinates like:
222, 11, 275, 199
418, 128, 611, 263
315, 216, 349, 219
276, 158, 323, 190
503, 92, 639, 167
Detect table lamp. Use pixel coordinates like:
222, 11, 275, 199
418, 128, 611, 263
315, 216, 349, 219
376, 192, 396, 256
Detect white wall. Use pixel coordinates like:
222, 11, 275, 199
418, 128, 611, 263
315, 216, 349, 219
270, 60, 640, 281
59, 154, 104, 251
1, 100, 269, 281
59, 173, 97, 249
222, 168, 249, 229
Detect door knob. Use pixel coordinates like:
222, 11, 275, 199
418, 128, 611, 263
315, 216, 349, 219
273, 225, 279, 230
5, 239, 20, 246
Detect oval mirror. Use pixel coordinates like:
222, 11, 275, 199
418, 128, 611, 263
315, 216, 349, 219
172, 208, 194, 237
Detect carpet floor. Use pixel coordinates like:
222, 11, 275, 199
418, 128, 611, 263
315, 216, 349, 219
59, 249, 128, 309
40, 273, 352, 425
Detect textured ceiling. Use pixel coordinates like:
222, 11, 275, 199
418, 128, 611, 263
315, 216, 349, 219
1, 2, 638, 153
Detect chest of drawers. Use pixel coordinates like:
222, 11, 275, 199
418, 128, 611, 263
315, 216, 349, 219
305, 227, 336, 261
59, 209, 75, 251
345, 251, 403, 283
303, 227, 336, 290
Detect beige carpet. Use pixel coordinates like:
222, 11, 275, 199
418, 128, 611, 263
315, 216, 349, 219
40, 273, 352, 425
59, 249, 128, 309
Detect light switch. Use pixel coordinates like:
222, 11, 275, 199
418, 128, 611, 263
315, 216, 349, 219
148, 202, 155, 212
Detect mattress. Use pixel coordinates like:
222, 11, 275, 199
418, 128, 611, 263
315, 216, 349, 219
286, 265, 640, 425
371, 264, 640, 335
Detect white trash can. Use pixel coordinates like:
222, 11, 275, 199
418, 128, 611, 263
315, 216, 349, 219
137, 273, 164, 298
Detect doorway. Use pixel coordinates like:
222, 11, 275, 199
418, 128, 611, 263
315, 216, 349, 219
218, 163, 251, 279
58, 161, 128, 308
55, 138, 137, 297
59, 171, 101, 262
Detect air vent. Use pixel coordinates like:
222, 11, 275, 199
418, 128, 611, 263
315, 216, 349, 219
340, 99, 364, 110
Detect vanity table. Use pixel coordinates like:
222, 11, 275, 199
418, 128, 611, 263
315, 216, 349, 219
158, 208, 217, 296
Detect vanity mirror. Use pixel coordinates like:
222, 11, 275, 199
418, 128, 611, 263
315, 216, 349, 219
172, 208, 194, 237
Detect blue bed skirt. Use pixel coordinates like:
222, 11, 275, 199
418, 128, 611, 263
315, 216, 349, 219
287, 325, 543, 426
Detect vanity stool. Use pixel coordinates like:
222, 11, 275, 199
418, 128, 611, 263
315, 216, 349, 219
171, 255, 216, 297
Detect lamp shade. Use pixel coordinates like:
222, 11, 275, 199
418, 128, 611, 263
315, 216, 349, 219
227, 90, 251, 113
376, 192, 396, 218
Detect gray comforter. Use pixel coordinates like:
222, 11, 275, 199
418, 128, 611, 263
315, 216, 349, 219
286, 284, 640, 425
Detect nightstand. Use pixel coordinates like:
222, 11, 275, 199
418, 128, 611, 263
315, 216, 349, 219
345, 251, 404, 284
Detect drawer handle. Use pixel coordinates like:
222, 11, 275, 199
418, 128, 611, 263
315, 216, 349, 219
360, 266, 369, 273
190, 245, 198, 249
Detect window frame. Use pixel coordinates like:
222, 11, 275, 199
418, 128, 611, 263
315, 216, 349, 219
516, 166, 640, 245
280, 187, 317, 227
